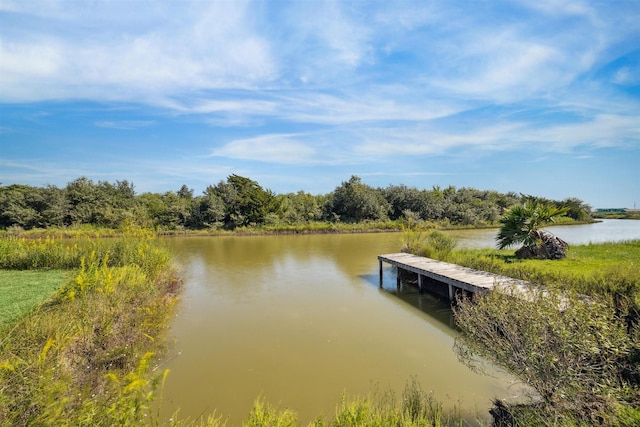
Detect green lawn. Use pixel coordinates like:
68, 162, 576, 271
451, 239, 639, 277
447, 240, 640, 311
0, 269, 69, 329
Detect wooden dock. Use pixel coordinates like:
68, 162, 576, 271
378, 253, 535, 301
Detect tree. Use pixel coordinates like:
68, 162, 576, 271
0, 184, 42, 229
210, 175, 277, 228
192, 186, 226, 228
496, 202, 569, 259
329, 176, 390, 222
276, 191, 322, 224
41, 185, 68, 227
559, 197, 592, 221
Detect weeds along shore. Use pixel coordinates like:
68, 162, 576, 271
0, 229, 181, 426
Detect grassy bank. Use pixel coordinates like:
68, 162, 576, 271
1, 216, 597, 240
0, 231, 180, 426
447, 240, 640, 316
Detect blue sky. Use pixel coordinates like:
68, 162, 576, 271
1, 0, 639, 209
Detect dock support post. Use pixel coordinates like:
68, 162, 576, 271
448, 284, 454, 301
379, 260, 383, 288
418, 274, 423, 293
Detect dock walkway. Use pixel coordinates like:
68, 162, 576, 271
378, 253, 535, 301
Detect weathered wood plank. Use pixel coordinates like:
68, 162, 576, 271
378, 253, 534, 300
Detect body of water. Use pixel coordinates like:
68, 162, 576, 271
158, 219, 639, 424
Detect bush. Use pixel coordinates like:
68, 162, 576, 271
454, 287, 640, 424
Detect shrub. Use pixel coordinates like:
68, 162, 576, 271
454, 287, 640, 424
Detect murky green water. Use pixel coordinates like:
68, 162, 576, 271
158, 220, 639, 425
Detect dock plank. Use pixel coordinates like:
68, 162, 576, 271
378, 253, 534, 300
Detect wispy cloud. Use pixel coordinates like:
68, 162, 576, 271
0, 1, 276, 103
211, 134, 318, 165
526, 114, 640, 150
94, 120, 155, 130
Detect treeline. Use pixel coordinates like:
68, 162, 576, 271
0, 175, 592, 231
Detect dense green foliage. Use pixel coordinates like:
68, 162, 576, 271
455, 288, 639, 425
0, 175, 592, 231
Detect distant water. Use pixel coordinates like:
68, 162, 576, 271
445, 219, 640, 249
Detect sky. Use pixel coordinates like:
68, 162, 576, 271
0, 1, 639, 209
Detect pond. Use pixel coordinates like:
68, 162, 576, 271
158, 219, 639, 425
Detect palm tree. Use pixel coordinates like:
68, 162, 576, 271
496, 202, 569, 259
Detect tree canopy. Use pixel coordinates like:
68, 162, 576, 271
0, 176, 592, 231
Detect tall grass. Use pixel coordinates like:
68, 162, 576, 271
0, 230, 179, 426
168, 379, 463, 427
324, 378, 459, 427
401, 227, 457, 261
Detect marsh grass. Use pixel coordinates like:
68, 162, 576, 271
324, 378, 460, 427
0, 230, 179, 426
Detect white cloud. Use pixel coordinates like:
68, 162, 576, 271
354, 122, 527, 157
1, 0, 638, 159
274, 92, 460, 125
0, 1, 276, 102
211, 134, 318, 164
175, 99, 277, 115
